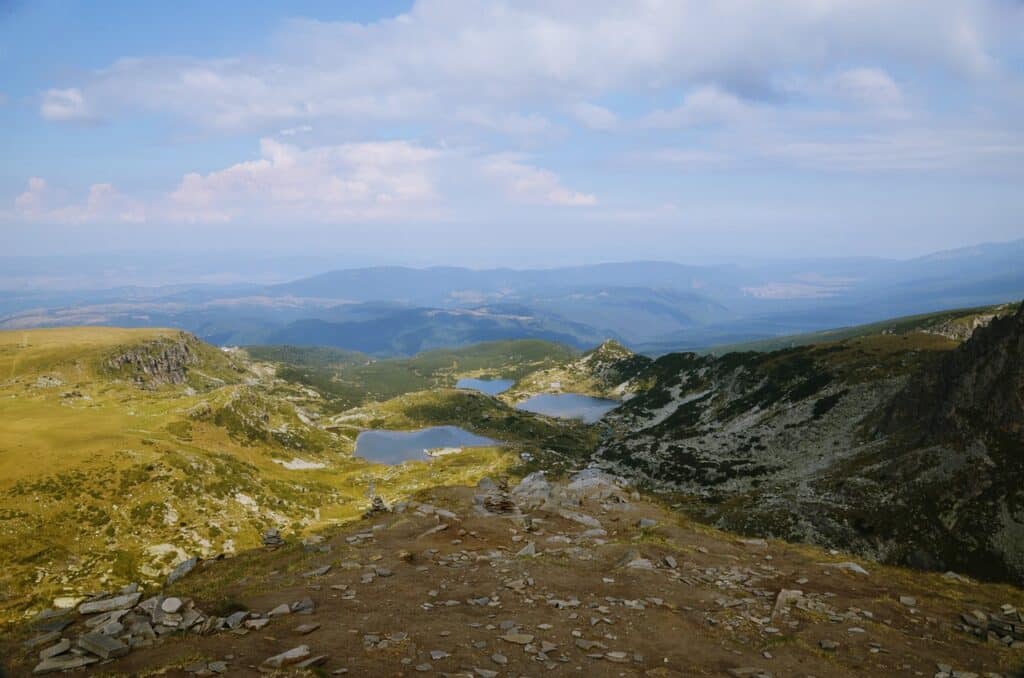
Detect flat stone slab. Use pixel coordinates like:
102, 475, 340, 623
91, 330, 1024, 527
78, 591, 142, 615
33, 654, 98, 674
77, 631, 129, 659
38, 638, 71, 660
23, 630, 61, 649
262, 644, 311, 668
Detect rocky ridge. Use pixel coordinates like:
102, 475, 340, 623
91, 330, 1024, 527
102, 331, 239, 390
594, 302, 1024, 583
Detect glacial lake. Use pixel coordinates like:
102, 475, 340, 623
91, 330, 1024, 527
455, 377, 514, 395
514, 393, 620, 423
354, 426, 499, 464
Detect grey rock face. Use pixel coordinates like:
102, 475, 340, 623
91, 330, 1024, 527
104, 332, 203, 389
166, 556, 199, 586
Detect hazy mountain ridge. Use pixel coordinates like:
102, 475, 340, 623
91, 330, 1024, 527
3, 239, 1024, 356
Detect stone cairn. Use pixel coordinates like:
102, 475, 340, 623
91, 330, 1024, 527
261, 528, 285, 549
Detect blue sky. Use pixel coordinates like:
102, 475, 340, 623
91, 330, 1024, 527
2, 0, 1023, 266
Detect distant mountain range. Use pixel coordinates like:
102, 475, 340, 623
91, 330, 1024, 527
2, 239, 1024, 355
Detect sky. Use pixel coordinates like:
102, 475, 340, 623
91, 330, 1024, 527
1, 0, 1023, 267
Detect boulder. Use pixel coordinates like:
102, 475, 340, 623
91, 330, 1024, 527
510, 472, 554, 509
565, 468, 630, 502
262, 645, 311, 668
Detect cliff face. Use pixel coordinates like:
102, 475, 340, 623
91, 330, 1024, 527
883, 303, 1024, 443
596, 302, 1024, 583
103, 332, 203, 389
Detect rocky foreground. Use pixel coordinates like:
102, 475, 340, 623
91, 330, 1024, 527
3, 471, 1023, 677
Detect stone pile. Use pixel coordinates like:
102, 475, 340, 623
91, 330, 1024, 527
261, 527, 285, 549
957, 605, 1024, 648
473, 477, 516, 514
363, 495, 390, 518
23, 578, 321, 674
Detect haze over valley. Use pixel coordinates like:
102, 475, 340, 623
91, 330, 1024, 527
2, 2, 1023, 676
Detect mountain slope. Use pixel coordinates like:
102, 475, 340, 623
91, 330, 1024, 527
596, 302, 1024, 583
4, 472, 1018, 677
0, 329, 533, 625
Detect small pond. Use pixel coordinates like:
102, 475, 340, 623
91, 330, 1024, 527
354, 425, 499, 464
514, 393, 619, 423
455, 377, 514, 395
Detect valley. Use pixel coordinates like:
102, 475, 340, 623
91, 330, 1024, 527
0, 301, 1022, 676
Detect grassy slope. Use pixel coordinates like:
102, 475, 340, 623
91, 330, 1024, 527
1, 329, 574, 626
703, 302, 1019, 355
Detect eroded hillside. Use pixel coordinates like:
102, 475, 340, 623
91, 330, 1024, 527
596, 303, 1024, 583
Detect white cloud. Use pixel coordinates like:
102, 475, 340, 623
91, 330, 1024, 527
12, 177, 145, 224
639, 126, 1024, 174
829, 68, 903, 108
569, 102, 618, 130
40, 88, 93, 122
454, 108, 555, 137
630, 149, 733, 171
482, 154, 596, 206
643, 86, 755, 128
168, 138, 442, 223
36, 1, 1015, 132
761, 129, 1024, 172
8, 139, 597, 225
279, 125, 313, 136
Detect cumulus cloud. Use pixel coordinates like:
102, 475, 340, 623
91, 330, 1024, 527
40, 88, 94, 122
482, 154, 596, 206
8, 139, 596, 226
35, 1, 1014, 132
168, 138, 442, 223
12, 177, 145, 224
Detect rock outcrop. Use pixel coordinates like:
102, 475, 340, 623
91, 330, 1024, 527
103, 332, 203, 389
882, 302, 1024, 443
595, 301, 1024, 583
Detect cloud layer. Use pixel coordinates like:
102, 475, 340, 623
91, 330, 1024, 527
8, 0, 1024, 244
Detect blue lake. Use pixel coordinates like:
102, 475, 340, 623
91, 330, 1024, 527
514, 393, 620, 423
354, 426, 499, 464
456, 377, 514, 395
